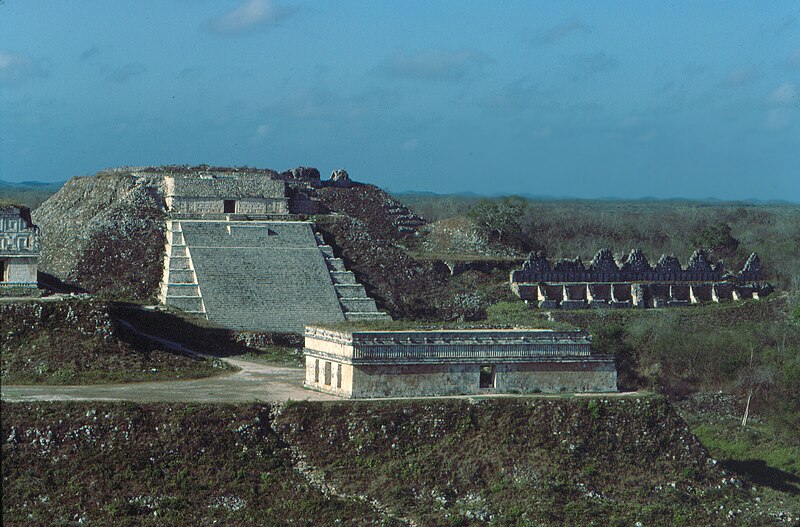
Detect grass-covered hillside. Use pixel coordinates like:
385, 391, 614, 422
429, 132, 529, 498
1, 403, 398, 526
0, 299, 232, 385
3, 399, 795, 526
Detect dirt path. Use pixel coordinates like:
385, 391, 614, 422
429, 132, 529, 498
1, 318, 338, 403
1, 358, 337, 403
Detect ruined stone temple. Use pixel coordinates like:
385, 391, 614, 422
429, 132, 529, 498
158, 168, 390, 332
510, 248, 772, 309
0, 205, 40, 295
304, 326, 617, 398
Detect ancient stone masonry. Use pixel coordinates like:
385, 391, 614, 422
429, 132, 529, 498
510, 248, 772, 309
304, 326, 617, 398
0, 205, 40, 295
157, 168, 390, 332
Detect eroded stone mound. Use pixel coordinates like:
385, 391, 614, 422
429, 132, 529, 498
33, 170, 166, 301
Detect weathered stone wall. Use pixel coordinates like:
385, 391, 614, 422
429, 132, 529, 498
1, 206, 40, 289
304, 359, 617, 398
1, 257, 37, 285
169, 196, 289, 215
513, 281, 773, 309
511, 248, 772, 308
304, 327, 616, 398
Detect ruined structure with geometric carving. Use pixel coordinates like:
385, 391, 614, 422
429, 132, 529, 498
304, 326, 617, 398
0, 205, 40, 295
157, 167, 390, 332
511, 249, 772, 309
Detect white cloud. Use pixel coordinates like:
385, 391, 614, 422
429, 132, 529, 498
0, 51, 49, 85
768, 82, 798, 106
532, 19, 591, 46
249, 123, 271, 144
207, 0, 297, 36
402, 138, 418, 151
765, 107, 792, 130
102, 62, 147, 83
80, 46, 99, 61
722, 66, 762, 88
373, 48, 492, 82
570, 52, 618, 81
788, 49, 800, 70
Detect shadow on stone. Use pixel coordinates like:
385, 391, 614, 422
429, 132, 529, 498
111, 302, 302, 359
720, 459, 800, 495
37, 271, 88, 294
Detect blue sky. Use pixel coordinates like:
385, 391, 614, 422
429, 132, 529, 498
1, 1, 798, 200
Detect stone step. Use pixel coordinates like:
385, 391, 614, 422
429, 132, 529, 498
338, 297, 378, 312
168, 231, 185, 245
168, 269, 196, 284
335, 284, 368, 298
168, 283, 200, 296
344, 312, 393, 321
169, 257, 192, 270
318, 244, 334, 258
326, 258, 347, 272
171, 245, 189, 258
330, 271, 357, 284
166, 296, 205, 313
170, 222, 183, 232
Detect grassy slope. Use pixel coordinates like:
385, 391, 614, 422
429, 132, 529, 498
4, 399, 791, 527
1, 403, 398, 526
0, 300, 233, 385
273, 397, 788, 526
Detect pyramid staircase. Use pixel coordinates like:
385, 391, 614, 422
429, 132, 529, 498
314, 232, 392, 322
159, 220, 208, 319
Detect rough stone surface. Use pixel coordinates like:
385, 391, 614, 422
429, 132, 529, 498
178, 221, 347, 333
32, 172, 166, 301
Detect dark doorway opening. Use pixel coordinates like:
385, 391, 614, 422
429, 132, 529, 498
0, 260, 6, 282
479, 365, 496, 388
223, 200, 237, 213
324, 361, 332, 385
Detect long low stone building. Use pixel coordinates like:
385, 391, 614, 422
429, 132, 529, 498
510, 249, 772, 309
304, 326, 617, 398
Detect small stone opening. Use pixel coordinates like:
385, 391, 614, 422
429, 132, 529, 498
223, 200, 237, 213
336, 364, 342, 388
479, 365, 496, 389
314, 358, 319, 383
0, 260, 6, 282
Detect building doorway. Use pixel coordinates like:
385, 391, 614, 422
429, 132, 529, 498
0, 260, 6, 282
479, 365, 496, 389
223, 200, 237, 213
